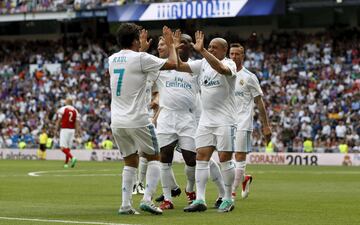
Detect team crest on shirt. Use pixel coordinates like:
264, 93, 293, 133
239, 79, 244, 85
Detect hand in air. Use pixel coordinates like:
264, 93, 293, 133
191, 31, 205, 52
162, 26, 174, 46
139, 29, 152, 52
173, 29, 184, 50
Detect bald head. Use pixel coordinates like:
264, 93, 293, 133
208, 38, 228, 60
65, 98, 73, 105
181, 34, 193, 43
211, 38, 228, 50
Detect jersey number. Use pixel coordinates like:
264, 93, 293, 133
68, 111, 73, 122
114, 69, 125, 96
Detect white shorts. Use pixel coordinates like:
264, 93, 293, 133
235, 130, 252, 153
112, 125, 159, 158
60, 129, 75, 148
195, 125, 237, 152
157, 109, 196, 152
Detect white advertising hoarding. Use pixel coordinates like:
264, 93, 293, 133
1, 149, 359, 166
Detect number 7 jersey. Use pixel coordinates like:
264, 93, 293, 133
108, 50, 166, 128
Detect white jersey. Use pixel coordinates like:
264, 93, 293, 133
194, 92, 202, 125
145, 78, 157, 117
155, 68, 197, 111
235, 67, 263, 131
145, 79, 155, 104
188, 58, 237, 127
108, 50, 166, 128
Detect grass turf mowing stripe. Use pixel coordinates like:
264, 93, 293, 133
0, 216, 139, 225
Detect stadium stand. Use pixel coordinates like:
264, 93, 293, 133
0, 0, 187, 15
0, 27, 359, 152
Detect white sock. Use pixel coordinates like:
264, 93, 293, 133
143, 160, 160, 202
209, 158, 225, 198
185, 165, 196, 192
169, 164, 179, 190
160, 163, 173, 201
195, 160, 209, 202
233, 161, 246, 193
138, 157, 148, 184
220, 160, 235, 200
121, 166, 136, 208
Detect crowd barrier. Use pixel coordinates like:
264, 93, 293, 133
1, 149, 359, 166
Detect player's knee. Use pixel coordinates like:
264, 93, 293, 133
182, 150, 196, 166
160, 152, 173, 163
235, 152, 246, 161
159, 142, 176, 163
124, 153, 139, 167
218, 152, 233, 162
196, 149, 212, 161
143, 152, 160, 162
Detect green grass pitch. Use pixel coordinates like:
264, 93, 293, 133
1, 160, 360, 225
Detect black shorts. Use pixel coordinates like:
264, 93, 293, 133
39, 144, 46, 152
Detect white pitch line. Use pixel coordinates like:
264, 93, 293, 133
28, 170, 82, 177
52, 174, 120, 177
28, 169, 119, 177
0, 216, 138, 225
26, 169, 360, 178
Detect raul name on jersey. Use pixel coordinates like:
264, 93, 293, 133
112, 56, 127, 63
165, 76, 192, 89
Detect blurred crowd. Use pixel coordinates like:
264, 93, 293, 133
234, 28, 360, 153
0, 0, 184, 15
0, 28, 359, 152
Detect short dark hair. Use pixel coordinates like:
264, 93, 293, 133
116, 23, 142, 49
230, 43, 243, 48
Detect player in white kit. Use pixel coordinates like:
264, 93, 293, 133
152, 34, 198, 210
229, 43, 271, 199
132, 79, 157, 195
177, 31, 238, 213
108, 23, 177, 215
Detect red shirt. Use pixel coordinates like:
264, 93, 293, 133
58, 106, 79, 129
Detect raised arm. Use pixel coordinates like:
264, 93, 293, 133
139, 29, 153, 52
254, 95, 271, 143
160, 26, 177, 70
173, 29, 193, 73
192, 31, 233, 76
176, 49, 193, 73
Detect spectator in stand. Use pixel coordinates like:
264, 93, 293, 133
335, 120, 347, 140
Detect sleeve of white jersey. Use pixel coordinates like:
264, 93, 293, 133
140, 53, 167, 73
152, 82, 159, 93
188, 59, 203, 75
148, 71, 160, 83
248, 75, 264, 98
223, 59, 237, 76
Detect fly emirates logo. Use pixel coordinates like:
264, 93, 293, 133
165, 76, 192, 89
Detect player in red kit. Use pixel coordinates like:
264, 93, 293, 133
56, 98, 81, 168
